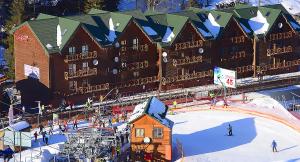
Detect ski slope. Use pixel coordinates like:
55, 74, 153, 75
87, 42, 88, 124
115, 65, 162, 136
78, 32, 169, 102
168, 110, 300, 162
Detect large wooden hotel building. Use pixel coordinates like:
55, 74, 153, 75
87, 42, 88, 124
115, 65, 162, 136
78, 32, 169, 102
13, 4, 300, 107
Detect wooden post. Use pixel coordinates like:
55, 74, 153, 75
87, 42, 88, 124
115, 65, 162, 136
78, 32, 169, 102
252, 38, 257, 77
157, 44, 163, 93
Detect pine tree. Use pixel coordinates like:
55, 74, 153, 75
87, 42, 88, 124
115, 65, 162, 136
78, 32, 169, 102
187, 0, 201, 8
104, 0, 120, 11
83, 0, 105, 13
4, 0, 26, 79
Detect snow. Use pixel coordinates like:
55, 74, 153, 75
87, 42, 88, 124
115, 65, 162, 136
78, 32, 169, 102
148, 97, 167, 115
46, 44, 53, 49
128, 99, 148, 122
169, 110, 300, 162
56, 24, 62, 48
289, 21, 300, 30
142, 26, 158, 36
248, 10, 269, 35
162, 27, 175, 43
197, 27, 213, 37
281, 0, 300, 15
106, 18, 117, 42
239, 22, 252, 33
7, 121, 30, 131
203, 13, 221, 38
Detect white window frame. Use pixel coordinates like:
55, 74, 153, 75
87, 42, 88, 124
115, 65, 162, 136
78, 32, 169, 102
82, 45, 89, 55
69, 47, 76, 55
135, 128, 145, 137
68, 64, 76, 74
133, 38, 138, 50
82, 62, 89, 71
153, 127, 163, 138
69, 81, 77, 90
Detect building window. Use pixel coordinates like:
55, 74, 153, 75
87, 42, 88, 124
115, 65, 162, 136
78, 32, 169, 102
153, 127, 163, 138
135, 128, 145, 137
82, 62, 89, 71
82, 45, 88, 55
69, 81, 77, 90
82, 79, 89, 87
68, 64, 76, 74
133, 38, 138, 50
121, 40, 127, 45
69, 47, 76, 55
133, 71, 139, 78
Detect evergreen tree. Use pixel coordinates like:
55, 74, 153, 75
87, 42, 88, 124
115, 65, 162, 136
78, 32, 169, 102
104, 0, 120, 11
4, 0, 26, 79
83, 0, 105, 13
187, 0, 201, 8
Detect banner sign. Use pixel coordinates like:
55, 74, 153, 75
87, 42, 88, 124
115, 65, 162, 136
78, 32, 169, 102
24, 64, 40, 79
214, 67, 237, 88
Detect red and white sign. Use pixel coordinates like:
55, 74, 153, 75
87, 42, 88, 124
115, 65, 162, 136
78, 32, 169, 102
214, 67, 237, 88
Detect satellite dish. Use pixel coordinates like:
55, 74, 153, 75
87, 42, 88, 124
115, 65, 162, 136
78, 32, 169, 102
278, 23, 283, 29
143, 137, 151, 144
198, 48, 204, 54
113, 68, 118, 75
163, 57, 168, 63
162, 52, 168, 57
114, 57, 119, 63
115, 42, 120, 48
93, 59, 98, 65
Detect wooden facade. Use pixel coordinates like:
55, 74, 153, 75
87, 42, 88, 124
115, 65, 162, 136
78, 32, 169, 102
13, 5, 300, 106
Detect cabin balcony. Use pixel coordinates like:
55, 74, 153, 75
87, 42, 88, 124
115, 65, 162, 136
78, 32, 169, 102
120, 44, 149, 52
122, 61, 149, 70
162, 70, 213, 85
64, 51, 97, 63
172, 56, 202, 66
64, 68, 97, 80
75, 83, 110, 94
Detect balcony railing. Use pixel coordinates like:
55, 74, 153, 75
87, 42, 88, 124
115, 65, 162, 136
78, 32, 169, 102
64, 51, 97, 63
124, 61, 149, 70
162, 70, 213, 85
115, 76, 159, 89
75, 83, 110, 95
64, 68, 97, 80
120, 44, 149, 52
173, 56, 202, 66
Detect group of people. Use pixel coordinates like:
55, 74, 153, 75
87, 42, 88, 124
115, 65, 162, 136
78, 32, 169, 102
227, 123, 278, 152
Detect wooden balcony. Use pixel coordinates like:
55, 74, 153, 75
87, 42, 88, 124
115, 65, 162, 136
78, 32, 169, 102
64, 51, 97, 63
75, 83, 110, 95
162, 70, 213, 85
120, 44, 149, 52
125, 61, 149, 70
172, 56, 202, 66
115, 76, 159, 89
64, 68, 97, 80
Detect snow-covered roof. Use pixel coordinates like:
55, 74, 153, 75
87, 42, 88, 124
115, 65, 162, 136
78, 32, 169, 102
142, 26, 158, 36
106, 18, 117, 42
248, 10, 269, 35
162, 27, 175, 43
289, 20, 300, 30
56, 24, 62, 48
129, 97, 173, 128
239, 22, 251, 34
203, 13, 221, 38
281, 0, 300, 15
197, 27, 213, 37
7, 121, 30, 131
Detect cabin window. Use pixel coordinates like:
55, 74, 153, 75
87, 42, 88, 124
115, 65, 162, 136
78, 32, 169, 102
69, 81, 77, 90
69, 47, 76, 55
82, 79, 89, 87
153, 127, 163, 138
135, 128, 145, 137
121, 40, 127, 45
68, 64, 76, 74
133, 71, 139, 78
133, 38, 139, 50
82, 45, 89, 55
82, 62, 89, 71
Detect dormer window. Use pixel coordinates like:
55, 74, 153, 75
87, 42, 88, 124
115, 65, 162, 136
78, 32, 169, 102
69, 47, 75, 55
82, 45, 88, 55
133, 38, 139, 50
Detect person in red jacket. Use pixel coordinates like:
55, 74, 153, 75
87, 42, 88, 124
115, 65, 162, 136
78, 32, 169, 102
73, 118, 78, 129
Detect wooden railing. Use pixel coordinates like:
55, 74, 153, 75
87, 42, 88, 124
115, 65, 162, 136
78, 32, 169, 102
75, 83, 110, 95
115, 76, 159, 89
120, 44, 149, 52
125, 61, 149, 70
64, 51, 97, 63
64, 68, 97, 80
162, 70, 213, 85
173, 56, 202, 66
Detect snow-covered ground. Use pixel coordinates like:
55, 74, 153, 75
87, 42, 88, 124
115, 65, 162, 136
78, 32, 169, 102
169, 110, 300, 162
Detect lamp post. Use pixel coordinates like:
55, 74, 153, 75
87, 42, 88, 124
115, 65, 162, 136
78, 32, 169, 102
35, 101, 41, 126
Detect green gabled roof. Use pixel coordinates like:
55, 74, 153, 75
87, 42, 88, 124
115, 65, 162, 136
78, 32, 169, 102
146, 13, 188, 46
233, 6, 258, 19
209, 10, 233, 27
263, 4, 289, 14
27, 17, 80, 54
87, 8, 109, 14
36, 13, 57, 20
258, 6, 282, 34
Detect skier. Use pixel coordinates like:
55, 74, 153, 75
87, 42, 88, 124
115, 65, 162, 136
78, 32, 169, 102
39, 124, 44, 134
120, 134, 124, 146
42, 131, 46, 142
272, 140, 278, 152
45, 133, 49, 145
34, 131, 38, 142
73, 118, 78, 129
125, 131, 129, 143
228, 124, 233, 136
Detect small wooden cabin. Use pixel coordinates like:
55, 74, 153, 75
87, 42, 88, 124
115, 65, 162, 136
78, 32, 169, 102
129, 97, 173, 161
